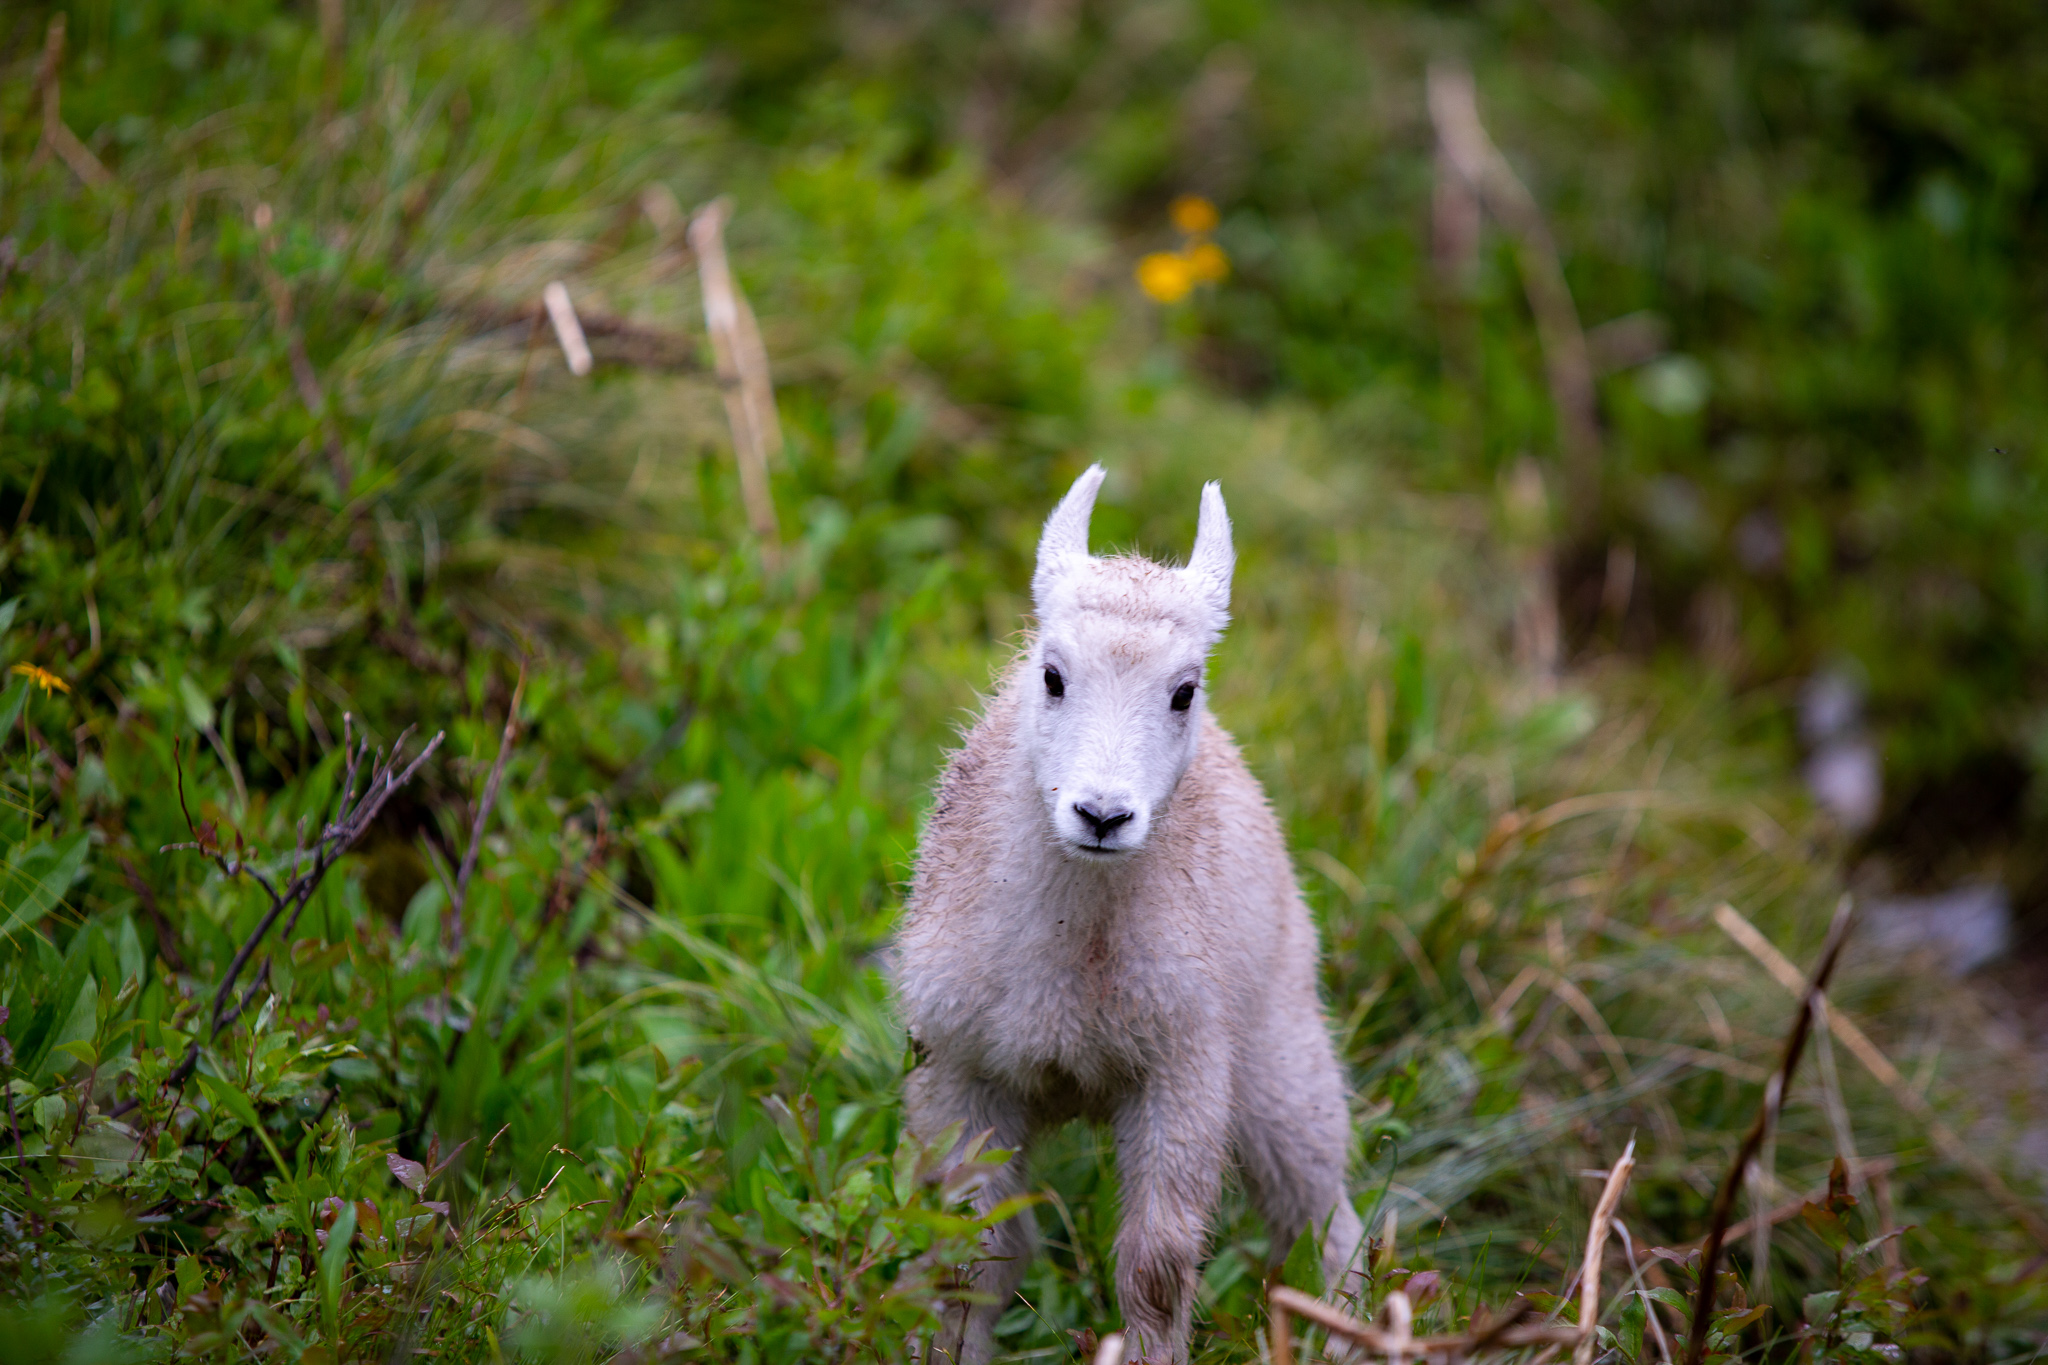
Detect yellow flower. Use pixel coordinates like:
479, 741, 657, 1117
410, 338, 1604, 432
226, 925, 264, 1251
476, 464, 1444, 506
1136, 251, 1196, 304
1169, 194, 1220, 236
1184, 240, 1230, 283
11, 663, 70, 696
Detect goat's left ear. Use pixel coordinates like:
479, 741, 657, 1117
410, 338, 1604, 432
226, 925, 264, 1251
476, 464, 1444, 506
1034, 463, 1106, 612
1184, 481, 1234, 617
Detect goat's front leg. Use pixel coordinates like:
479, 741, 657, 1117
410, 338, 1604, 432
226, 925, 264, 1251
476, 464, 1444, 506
904, 1062, 1034, 1365
1111, 1072, 1230, 1364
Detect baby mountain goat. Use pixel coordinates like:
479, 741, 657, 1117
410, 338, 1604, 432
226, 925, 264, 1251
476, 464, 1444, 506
895, 466, 1365, 1364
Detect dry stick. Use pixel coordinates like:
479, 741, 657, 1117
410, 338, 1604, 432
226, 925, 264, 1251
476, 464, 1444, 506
1868, 1165, 1902, 1271
1427, 64, 1601, 535
450, 665, 526, 953
687, 198, 782, 559
1630, 1157, 1898, 1269
143, 722, 445, 1100
318, 0, 345, 119
542, 282, 593, 377
116, 851, 187, 972
1683, 897, 1856, 1365
1572, 1138, 1638, 1365
1268, 1286, 1581, 1360
1270, 1284, 1296, 1365
1712, 901, 2048, 1255
29, 16, 113, 188
1811, 995, 1867, 1204
255, 203, 351, 493
1385, 1289, 1416, 1365
1746, 1074, 1779, 1303
1468, 1299, 1536, 1354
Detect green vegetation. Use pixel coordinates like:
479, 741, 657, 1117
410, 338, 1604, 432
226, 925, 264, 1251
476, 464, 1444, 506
3, 2, 2045, 1362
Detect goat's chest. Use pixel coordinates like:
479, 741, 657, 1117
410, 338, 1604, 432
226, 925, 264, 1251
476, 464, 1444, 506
921, 893, 1221, 1100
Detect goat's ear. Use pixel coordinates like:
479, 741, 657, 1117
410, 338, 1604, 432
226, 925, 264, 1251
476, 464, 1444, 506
1184, 481, 1234, 616
1033, 463, 1105, 609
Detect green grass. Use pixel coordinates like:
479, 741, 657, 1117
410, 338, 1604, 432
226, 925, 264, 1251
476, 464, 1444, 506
2, 3, 2045, 1362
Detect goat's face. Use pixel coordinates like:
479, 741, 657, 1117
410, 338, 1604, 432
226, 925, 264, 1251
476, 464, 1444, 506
1024, 465, 1233, 860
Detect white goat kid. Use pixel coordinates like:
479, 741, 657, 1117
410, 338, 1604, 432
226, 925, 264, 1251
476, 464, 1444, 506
895, 466, 1365, 1364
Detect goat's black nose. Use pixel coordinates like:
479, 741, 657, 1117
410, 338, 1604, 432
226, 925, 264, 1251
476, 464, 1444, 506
1074, 803, 1134, 840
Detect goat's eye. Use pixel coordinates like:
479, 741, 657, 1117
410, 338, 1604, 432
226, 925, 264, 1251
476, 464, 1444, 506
1171, 681, 1196, 712
1044, 667, 1064, 698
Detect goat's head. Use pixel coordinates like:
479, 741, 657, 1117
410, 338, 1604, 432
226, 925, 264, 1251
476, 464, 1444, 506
1025, 464, 1233, 859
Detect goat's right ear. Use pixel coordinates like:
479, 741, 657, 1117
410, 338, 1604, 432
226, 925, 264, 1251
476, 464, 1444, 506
1033, 464, 1105, 610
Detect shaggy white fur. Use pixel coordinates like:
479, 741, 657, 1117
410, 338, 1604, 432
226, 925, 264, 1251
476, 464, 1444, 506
895, 467, 1365, 1364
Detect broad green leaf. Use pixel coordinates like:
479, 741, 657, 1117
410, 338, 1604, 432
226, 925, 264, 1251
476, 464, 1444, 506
39, 975, 98, 1080
1280, 1217, 1326, 1298
321, 1201, 357, 1342
0, 676, 28, 742
200, 1071, 289, 1173
177, 674, 216, 731
0, 831, 90, 940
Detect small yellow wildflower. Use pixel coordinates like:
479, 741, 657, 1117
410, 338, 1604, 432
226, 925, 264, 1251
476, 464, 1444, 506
11, 663, 70, 696
1136, 251, 1196, 304
1184, 240, 1230, 283
1169, 194, 1220, 236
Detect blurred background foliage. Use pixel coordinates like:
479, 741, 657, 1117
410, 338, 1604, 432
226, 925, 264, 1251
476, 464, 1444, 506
656, 0, 2048, 910
3, 0, 2047, 1361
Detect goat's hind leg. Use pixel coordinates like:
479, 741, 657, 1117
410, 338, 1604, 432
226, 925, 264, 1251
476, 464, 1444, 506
905, 1064, 1035, 1365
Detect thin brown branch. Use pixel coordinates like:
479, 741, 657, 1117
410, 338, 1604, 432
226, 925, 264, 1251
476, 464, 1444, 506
31, 16, 113, 189
318, 0, 344, 118
450, 664, 526, 951
1428, 64, 1599, 533
1684, 897, 1856, 1365
115, 852, 186, 972
1270, 1275, 1296, 1365
1713, 901, 2048, 1254
1573, 1138, 1637, 1365
687, 197, 782, 559
542, 281, 593, 377
1269, 1285, 1581, 1359
449, 294, 702, 372
1632, 1156, 1897, 1265
140, 723, 445, 1103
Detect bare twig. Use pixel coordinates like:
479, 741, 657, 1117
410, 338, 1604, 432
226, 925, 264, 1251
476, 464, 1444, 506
115, 852, 186, 972
1428, 64, 1600, 534
450, 665, 526, 951
251, 202, 351, 493
1811, 994, 1865, 1205
1270, 1278, 1296, 1365
1641, 1156, 1897, 1259
443, 292, 703, 373
542, 281, 593, 377
318, 0, 345, 119
1713, 901, 2048, 1254
141, 720, 445, 1102
1269, 1285, 1580, 1359
1468, 1298, 1536, 1355
687, 198, 782, 558
1573, 1138, 1637, 1365
30, 16, 113, 188
1684, 897, 1856, 1365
